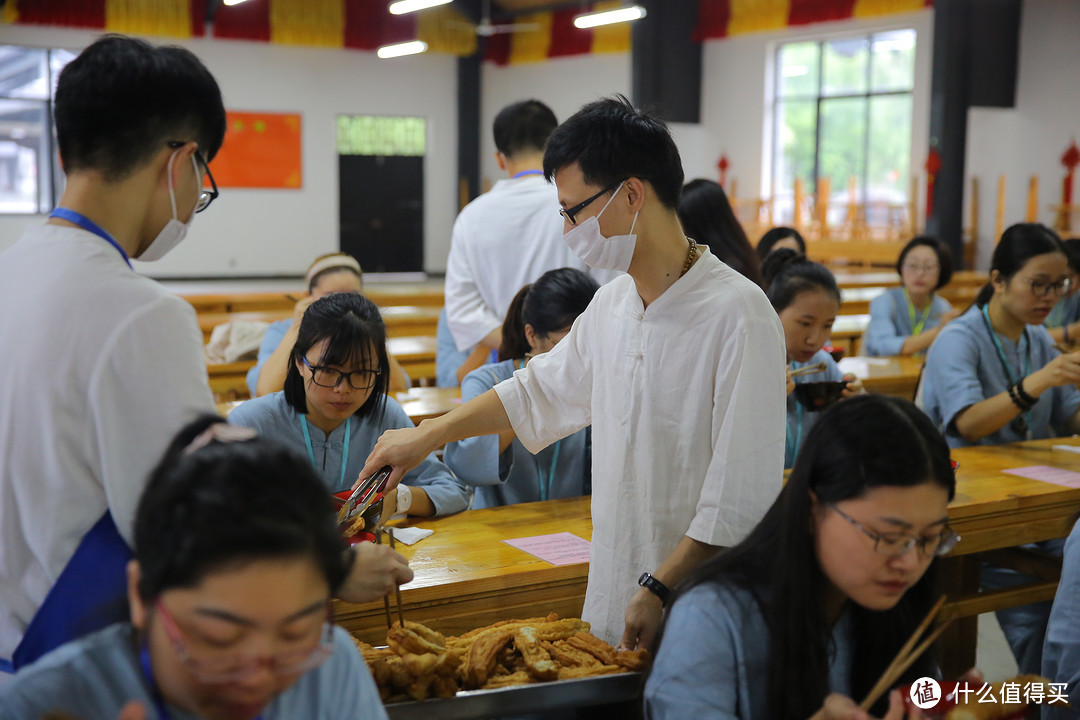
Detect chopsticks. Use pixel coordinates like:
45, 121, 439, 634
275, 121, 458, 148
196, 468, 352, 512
388, 530, 406, 628
790, 362, 828, 378
859, 595, 951, 711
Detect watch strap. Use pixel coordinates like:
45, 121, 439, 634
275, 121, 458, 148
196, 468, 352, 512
638, 572, 672, 606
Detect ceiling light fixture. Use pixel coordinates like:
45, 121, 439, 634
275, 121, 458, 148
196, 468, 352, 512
223, 0, 251, 6
573, 5, 646, 29
388, 0, 452, 15
377, 40, 429, 59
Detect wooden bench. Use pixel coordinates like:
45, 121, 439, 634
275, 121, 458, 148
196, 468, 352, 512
197, 306, 442, 342
827, 314, 870, 356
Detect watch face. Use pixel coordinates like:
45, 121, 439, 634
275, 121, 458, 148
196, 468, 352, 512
638, 572, 650, 585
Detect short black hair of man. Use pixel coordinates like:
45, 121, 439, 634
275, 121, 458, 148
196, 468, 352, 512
493, 99, 558, 158
55, 35, 226, 182
543, 94, 684, 210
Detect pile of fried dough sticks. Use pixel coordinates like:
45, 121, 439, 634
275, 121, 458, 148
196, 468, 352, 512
355, 613, 650, 702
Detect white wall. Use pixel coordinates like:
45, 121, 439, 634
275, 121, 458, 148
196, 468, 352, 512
0, 24, 459, 276
965, 0, 1080, 268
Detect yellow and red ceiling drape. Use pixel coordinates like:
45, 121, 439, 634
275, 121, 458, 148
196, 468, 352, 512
484, 1, 631, 66
695, 0, 932, 40
4, 0, 207, 37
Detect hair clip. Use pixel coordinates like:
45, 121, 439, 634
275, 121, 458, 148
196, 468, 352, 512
183, 423, 258, 456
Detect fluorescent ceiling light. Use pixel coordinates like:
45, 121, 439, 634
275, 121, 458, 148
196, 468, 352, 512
388, 0, 452, 14
223, 0, 250, 6
573, 5, 646, 29
377, 40, 428, 59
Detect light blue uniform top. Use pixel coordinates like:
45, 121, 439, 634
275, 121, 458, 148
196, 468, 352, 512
1046, 293, 1080, 332
443, 359, 590, 509
436, 308, 473, 388
0, 623, 387, 720
229, 392, 470, 514
644, 582, 853, 720
246, 318, 291, 397
1042, 519, 1080, 719
785, 349, 845, 469
864, 287, 954, 357
921, 307, 1080, 448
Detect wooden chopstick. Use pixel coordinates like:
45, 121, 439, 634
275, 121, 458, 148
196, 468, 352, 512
375, 529, 394, 629
859, 595, 949, 711
790, 361, 828, 378
388, 530, 406, 627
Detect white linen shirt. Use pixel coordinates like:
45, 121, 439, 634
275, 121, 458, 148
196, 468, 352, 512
444, 175, 589, 351
494, 247, 787, 643
0, 224, 214, 659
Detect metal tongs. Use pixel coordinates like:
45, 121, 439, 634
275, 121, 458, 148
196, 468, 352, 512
337, 465, 393, 531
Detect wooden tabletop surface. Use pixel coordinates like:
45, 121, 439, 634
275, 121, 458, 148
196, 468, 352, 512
394, 387, 460, 424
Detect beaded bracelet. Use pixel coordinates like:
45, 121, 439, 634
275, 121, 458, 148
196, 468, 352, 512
1016, 378, 1038, 408
1007, 383, 1033, 413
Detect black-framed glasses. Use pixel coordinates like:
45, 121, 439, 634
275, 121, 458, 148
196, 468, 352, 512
302, 357, 380, 390
1022, 276, 1072, 299
830, 504, 960, 558
167, 141, 218, 213
558, 180, 623, 225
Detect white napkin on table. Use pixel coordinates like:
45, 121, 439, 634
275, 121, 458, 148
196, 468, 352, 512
390, 526, 434, 545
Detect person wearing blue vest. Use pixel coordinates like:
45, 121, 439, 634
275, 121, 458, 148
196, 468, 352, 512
922, 222, 1080, 678
0, 416, 387, 719
762, 249, 864, 469
230, 292, 469, 516
864, 236, 959, 357
445, 268, 597, 508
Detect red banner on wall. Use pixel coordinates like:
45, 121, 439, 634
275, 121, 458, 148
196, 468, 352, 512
211, 111, 302, 189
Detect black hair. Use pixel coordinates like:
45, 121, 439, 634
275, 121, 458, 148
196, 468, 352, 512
1063, 238, 1080, 275
284, 293, 390, 421
756, 226, 807, 260
897, 236, 954, 291
493, 100, 558, 158
54, 35, 226, 181
761, 248, 841, 312
134, 415, 348, 600
974, 223, 1068, 307
543, 94, 684, 210
658, 395, 956, 720
678, 179, 764, 287
499, 268, 600, 361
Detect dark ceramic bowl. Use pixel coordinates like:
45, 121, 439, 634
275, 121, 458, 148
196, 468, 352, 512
825, 345, 846, 362
794, 380, 848, 412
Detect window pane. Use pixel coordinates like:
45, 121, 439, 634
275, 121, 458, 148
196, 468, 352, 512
778, 41, 819, 98
822, 37, 868, 96
774, 99, 817, 198
0, 99, 50, 213
49, 49, 76, 96
0, 46, 49, 100
871, 29, 915, 92
819, 97, 867, 210
867, 94, 912, 211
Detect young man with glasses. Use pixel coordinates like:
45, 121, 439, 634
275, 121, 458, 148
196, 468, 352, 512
0, 36, 409, 673
359, 95, 787, 651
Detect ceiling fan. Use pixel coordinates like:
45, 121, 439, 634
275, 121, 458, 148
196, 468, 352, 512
448, 0, 540, 36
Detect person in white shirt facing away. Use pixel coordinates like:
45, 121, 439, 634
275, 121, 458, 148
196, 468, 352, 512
357, 94, 787, 652
443, 99, 601, 364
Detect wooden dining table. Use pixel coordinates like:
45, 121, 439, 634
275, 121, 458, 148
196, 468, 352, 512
336, 438, 1080, 680
837, 355, 924, 399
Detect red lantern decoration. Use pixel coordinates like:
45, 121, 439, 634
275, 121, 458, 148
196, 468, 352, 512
924, 147, 942, 219
1062, 139, 1079, 206
718, 155, 729, 188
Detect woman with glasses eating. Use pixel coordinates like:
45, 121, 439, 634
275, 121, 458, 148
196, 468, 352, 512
229, 293, 468, 518
0, 415, 387, 719
864, 236, 959, 357
645, 395, 962, 720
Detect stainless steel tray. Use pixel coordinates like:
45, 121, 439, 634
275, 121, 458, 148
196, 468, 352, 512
385, 672, 644, 720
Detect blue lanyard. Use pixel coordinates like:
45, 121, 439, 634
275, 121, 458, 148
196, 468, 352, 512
49, 208, 132, 269
300, 416, 351, 489
981, 304, 1033, 435
535, 441, 562, 502
785, 401, 804, 465
512, 170, 544, 179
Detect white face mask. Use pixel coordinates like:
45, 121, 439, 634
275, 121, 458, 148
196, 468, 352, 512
562, 181, 639, 273
138, 151, 199, 262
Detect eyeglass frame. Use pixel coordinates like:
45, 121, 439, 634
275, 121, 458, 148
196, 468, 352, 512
1019, 276, 1072, 299
167, 141, 219, 213
829, 504, 960, 558
558, 180, 625, 225
901, 263, 941, 276
302, 357, 381, 391
154, 599, 335, 684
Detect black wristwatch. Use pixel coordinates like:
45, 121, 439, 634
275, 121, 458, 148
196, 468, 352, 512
638, 572, 672, 606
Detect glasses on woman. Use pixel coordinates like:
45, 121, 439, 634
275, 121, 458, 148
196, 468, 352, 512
1023, 277, 1072, 298
902, 263, 940, 275
830, 504, 960, 558
155, 600, 335, 684
302, 357, 381, 390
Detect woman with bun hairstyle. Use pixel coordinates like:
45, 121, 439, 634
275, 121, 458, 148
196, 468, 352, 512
864, 236, 959, 357
444, 268, 598, 508
756, 226, 806, 260
763, 249, 863, 469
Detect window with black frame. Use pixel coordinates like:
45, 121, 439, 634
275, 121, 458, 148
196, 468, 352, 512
770, 29, 916, 227
0, 45, 74, 214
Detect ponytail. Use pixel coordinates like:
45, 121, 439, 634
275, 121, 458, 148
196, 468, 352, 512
499, 284, 533, 362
